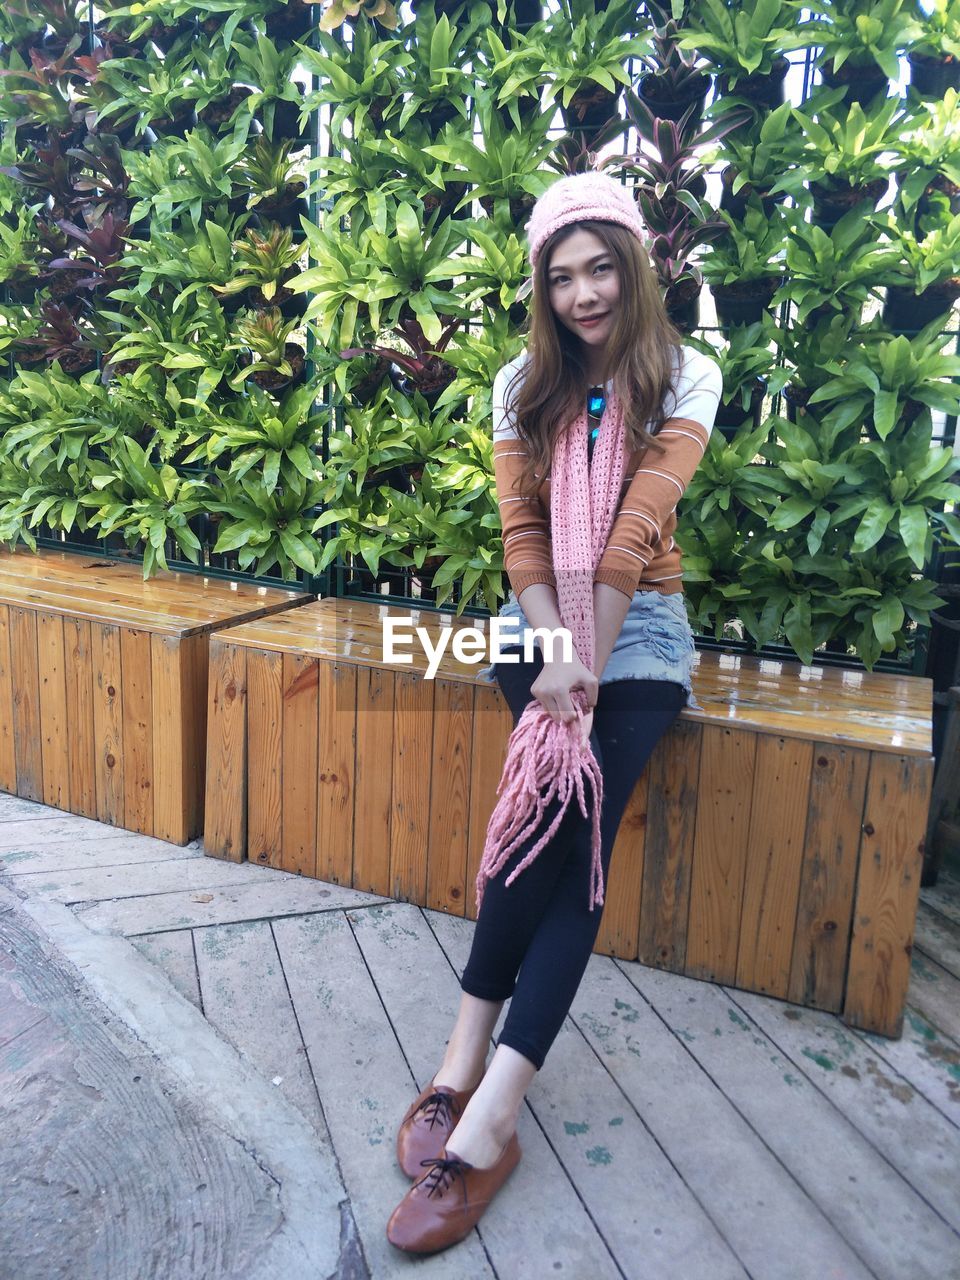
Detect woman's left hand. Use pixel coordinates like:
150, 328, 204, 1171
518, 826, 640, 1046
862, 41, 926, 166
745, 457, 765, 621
576, 706, 594, 752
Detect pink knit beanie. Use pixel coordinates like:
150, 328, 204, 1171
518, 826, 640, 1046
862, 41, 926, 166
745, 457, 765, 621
526, 171, 645, 268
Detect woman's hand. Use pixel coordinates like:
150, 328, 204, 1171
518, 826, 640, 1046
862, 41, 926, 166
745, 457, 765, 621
530, 656, 598, 739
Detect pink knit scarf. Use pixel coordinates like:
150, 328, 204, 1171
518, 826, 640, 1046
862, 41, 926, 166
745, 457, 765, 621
476, 388, 628, 912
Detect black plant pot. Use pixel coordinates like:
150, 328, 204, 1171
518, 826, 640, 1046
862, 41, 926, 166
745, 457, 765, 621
882, 280, 960, 336
908, 51, 960, 98
636, 72, 711, 126
423, 99, 462, 133
782, 382, 811, 424
503, 0, 542, 29
717, 56, 789, 110
246, 343, 307, 393
424, 182, 470, 221
714, 377, 766, 433
251, 191, 310, 235
710, 277, 780, 334
820, 59, 889, 108
809, 176, 888, 231
719, 166, 787, 222
664, 278, 701, 334
195, 87, 255, 135
560, 84, 621, 133
263, 0, 315, 43
265, 98, 312, 143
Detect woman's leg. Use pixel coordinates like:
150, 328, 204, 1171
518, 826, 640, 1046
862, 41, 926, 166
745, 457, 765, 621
435, 648, 588, 1094
446, 677, 687, 1167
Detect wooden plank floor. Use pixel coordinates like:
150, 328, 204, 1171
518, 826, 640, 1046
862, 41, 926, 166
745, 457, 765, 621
2, 792, 958, 1280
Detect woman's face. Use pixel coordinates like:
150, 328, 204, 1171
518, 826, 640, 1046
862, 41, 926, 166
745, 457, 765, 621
545, 227, 621, 356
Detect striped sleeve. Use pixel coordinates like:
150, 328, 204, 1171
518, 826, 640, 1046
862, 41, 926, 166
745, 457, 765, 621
594, 352, 722, 598
492, 357, 556, 597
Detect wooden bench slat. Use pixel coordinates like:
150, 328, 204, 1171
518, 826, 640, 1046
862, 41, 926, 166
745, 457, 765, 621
315, 662, 356, 885
0, 606, 15, 794
120, 628, 154, 835
91, 623, 124, 826
64, 618, 97, 819
11, 606, 42, 802
280, 653, 319, 878
37, 613, 70, 811
247, 648, 283, 869
353, 666, 394, 896
425, 678, 472, 916
390, 670, 434, 904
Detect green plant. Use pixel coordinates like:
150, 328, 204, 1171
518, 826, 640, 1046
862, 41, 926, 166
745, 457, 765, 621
227, 307, 304, 386
232, 136, 306, 211
773, 90, 904, 197
688, 317, 792, 414
640, 0, 712, 99
906, 0, 960, 61
100, 294, 237, 408
203, 466, 324, 576
708, 100, 803, 194
230, 32, 303, 140
392, 11, 484, 130
701, 205, 790, 285
675, 0, 806, 84
806, 316, 960, 439
94, 48, 198, 138
123, 128, 248, 227
294, 199, 469, 348
803, 0, 916, 77
889, 89, 960, 215
116, 213, 251, 308
318, 0, 398, 33
453, 225, 532, 320
870, 207, 960, 293
298, 21, 410, 138
492, 0, 649, 114
0, 41, 84, 135
212, 223, 303, 302
421, 103, 556, 212
0, 207, 40, 287
770, 205, 892, 325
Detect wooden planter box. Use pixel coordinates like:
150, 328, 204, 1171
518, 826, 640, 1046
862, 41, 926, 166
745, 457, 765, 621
0, 548, 306, 843
204, 598, 934, 1038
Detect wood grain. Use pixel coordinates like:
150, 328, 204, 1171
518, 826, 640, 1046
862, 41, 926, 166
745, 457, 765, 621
36, 612, 69, 811
425, 678, 472, 916
844, 753, 934, 1037
736, 735, 814, 998
10, 606, 42, 802
685, 725, 756, 984
637, 719, 703, 970
280, 653, 319, 877
0, 605, 16, 794
91, 623, 124, 827
316, 662, 356, 885
352, 665, 394, 895
464, 685, 514, 922
389, 671, 434, 904
120, 628, 154, 835
63, 617, 96, 818
788, 744, 870, 1012
246, 648, 283, 868
152, 635, 187, 844
202, 640, 247, 861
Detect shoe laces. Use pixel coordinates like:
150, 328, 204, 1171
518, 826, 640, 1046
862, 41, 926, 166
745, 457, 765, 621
413, 1090, 461, 1131
417, 1155, 470, 1202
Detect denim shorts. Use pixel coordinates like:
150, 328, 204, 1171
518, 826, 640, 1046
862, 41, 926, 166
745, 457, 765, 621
477, 588, 700, 709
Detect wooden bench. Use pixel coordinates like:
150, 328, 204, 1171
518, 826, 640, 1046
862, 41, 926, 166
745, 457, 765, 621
0, 548, 306, 843
203, 597, 934, 1038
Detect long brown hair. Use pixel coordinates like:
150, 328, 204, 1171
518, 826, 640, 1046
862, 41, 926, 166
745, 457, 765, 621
507, 220, 683, 498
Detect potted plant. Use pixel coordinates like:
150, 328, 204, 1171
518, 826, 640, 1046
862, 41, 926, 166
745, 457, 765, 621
0, 40, 86, 145
805, 315, 960, 442
421, 101, 555, 221
702, 205, 790, 331
263, 0, 317, 43
637, 0, 712, 125
358, 122, 468, 221
392, 10, 482, 132
228, 306, 307, 391
889, 88, 960, 228
775, 309, 865, 419
230, 31, 306, 141
13, 299, 100, 375
0, 134, 80, 221
298, 20, 409, 139
2, 0, 86, 59
675, 0, 803, 110
94, 48, 199, 140
317, 0, 399, 33
711, 100, 802, 220
0, 0, 46, 59
491, 0, 649, 134
688, 317, 791, 431
872, 207, 960, 334
773, 88, 902, 229
66, 132, 133, 222
187, 44, 255, 135
116, 213, 251, 311
906, 0, 960, 96
212, 223, 305, 313
0, 208, 41, 301
123, 127, 248, 228
804, 0, 914, 105
46, 210, 130, 297
474, 28, 543, 131
770, 203, 891, 326
340, 313, 461, 407
603, 90, 749, 234
232, 136, 309, 230
454, 225, 531, 326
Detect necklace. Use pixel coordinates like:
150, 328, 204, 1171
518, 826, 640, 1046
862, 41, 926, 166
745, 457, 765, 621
586, 386, 605, 459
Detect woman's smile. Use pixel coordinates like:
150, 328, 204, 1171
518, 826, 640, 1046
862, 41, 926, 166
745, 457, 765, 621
546, 228, 621, 361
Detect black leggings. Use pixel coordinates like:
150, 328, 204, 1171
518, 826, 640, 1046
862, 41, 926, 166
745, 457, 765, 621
460, 647, 686, 1071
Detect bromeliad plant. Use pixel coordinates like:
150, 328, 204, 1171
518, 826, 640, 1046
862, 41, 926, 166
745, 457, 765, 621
230, 32, 304, 141
227, 307, 306, 391
94, 48, 199, 139
211, 223, 304, 308
804, 0, 915, 81
773, 89, 904, 203
392, 10, 485, 131
123, 128, 248, 227
675, 0, 805, 88
870, 206, 960, 296
770, 204, 893, 325
232, 136, 307, 219
298, 22, 409, 139
701, 205, 790, 287
888, 88, 960, 217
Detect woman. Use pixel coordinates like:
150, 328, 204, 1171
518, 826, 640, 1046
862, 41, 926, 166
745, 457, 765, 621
386, 171, 722, 1255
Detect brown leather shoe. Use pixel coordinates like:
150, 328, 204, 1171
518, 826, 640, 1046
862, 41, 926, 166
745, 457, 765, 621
396, 1082, 479, 1179
386, 1134, 522, 1254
